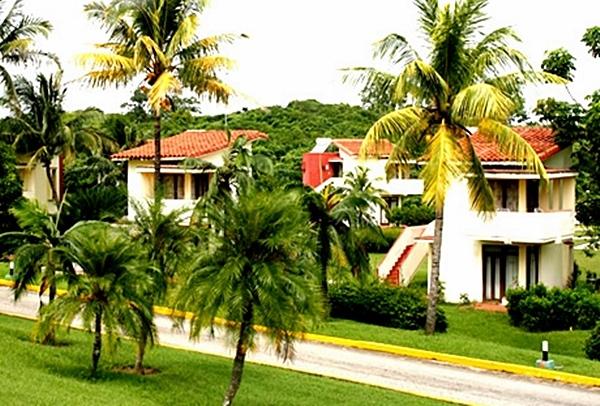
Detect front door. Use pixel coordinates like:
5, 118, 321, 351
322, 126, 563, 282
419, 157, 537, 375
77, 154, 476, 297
482, 245, 518, 300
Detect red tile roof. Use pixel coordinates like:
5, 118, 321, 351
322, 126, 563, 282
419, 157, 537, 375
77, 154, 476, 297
111, 130, 268, 160
332, 127, 560, 162
332, 138, 394, 157
469, 127, 560, 162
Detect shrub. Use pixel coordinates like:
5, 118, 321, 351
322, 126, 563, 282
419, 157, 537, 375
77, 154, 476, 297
388, 198, 434, 227
363, 227, 403, 253
506, 285, 600, 332
585, 322, 600, 361
328, 282, 447, 333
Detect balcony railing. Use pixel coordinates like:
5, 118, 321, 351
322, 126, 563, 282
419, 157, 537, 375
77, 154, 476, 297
315, 177, 424, 195
465, 210, 574, 244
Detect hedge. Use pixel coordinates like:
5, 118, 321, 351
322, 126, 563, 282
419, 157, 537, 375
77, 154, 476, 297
328, 282, 448, 333
585, 322, 600, 361
506, 285, 600, 332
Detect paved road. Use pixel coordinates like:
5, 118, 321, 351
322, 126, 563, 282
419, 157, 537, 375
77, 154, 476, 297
1, 286, 600, 406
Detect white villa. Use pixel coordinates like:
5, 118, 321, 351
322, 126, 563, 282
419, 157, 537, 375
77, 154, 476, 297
16, 155, 63, 211
301, 138, 424, 224
112, 129, 268, 220
377, 127, 576, 303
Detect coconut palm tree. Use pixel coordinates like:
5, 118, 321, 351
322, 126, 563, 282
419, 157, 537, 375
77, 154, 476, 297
178, 188, 322, 406
37, 222, 154, 376
129, 197, 190, 374
0, 0, 53, 99
10, 73, 108, 205
348, 0, 564, 334
81, 0, 240, 195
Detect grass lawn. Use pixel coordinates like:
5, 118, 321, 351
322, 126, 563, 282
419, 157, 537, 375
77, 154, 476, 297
574, 249, 600, 274
0, 314, 447, 406
314, 305, 599, 378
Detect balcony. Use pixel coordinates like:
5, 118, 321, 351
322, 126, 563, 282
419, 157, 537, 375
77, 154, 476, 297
315, 177, 424, 195
465, 210, 575, 244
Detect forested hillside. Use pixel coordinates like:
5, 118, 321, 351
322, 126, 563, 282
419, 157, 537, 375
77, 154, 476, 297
191, 100, 380, 186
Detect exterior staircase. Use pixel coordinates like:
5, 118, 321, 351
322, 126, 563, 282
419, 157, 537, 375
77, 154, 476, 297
378, 223, 433, 286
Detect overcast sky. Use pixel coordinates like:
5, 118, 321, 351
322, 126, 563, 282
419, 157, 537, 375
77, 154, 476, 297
17, 0, 600, 115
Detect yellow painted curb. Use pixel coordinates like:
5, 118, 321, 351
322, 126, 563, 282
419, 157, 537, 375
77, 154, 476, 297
3, 279, 600, 388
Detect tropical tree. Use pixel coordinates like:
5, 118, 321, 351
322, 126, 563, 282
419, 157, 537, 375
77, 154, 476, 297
81, 0, 240, 195
37, 222, 154, 376
336, 168, 387, 280
130, 198, 190, 374
178, 188, 322, 406
0, 0, 53, 99
1, 200, 68, 307
304, 169, 386, 295
9, 73, 107, 205
303, 184, 344, 297
348, 0, 561, 333
0, 140, 22, 246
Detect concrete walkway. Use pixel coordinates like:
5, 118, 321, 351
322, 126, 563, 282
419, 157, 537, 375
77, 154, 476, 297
1, 286, 600, 406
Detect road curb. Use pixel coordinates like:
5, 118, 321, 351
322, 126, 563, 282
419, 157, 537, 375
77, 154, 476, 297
3, 279, 599, 388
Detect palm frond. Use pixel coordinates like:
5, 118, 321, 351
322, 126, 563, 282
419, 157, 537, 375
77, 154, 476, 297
147, 71, 181, 112
477, 119, 548, 182
373, 33, 419, 65
451, 83, 515, 125
362, 106, 428, 158
397, 59, 449, 106
461, 134, 495, 214
421, 124, 466, 209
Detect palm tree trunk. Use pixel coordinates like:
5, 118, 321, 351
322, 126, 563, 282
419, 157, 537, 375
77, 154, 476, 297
223, 303, 254, 406
92, 309, 103, 376
44, 162, 59, 206
153, 111, 162, 199
425, 206, 444, 335
135, 331, 147, 375
319, 222, 330, 298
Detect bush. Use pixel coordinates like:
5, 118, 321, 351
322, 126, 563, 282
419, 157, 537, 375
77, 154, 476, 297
506, 285, 600, 332
585, 322, 600, 361
328, 282, 448, 333
388, 198, 434, 227
363, 227, 403, 253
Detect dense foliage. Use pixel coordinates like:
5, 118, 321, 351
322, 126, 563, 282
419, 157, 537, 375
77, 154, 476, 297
585, 323, 600, 361
192, 100, 380, 186
506, 285, 600, 332
0, 140, 22, 248
328, 282, 447, 333
387, 196, 435, 227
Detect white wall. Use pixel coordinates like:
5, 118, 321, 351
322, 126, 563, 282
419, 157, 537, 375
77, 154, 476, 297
126, 150, 227, 220
438, 177, 575, 303
16, 155, 61, 211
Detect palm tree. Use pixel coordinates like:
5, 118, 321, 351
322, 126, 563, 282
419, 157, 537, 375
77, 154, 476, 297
304, 169, 387, 295
1, 200, 68, 306
349, 0, 563, 334
0, 0, 53, 99
336, 168, 387, 280
10, 73, 107, 206
81, 0, 240, 195
178, 188, 322, 406
37, 222, 154, 376
130, 197, 190, 374
303, 185, 344, 297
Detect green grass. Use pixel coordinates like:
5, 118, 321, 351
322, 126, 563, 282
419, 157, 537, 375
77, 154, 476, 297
0, 314, 446, 406
369, 253, 386, 271
315, 305, 599, 378
575, 249, 600, 274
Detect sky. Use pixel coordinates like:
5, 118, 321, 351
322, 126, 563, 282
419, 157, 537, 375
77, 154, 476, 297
16, 0, 600, 115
